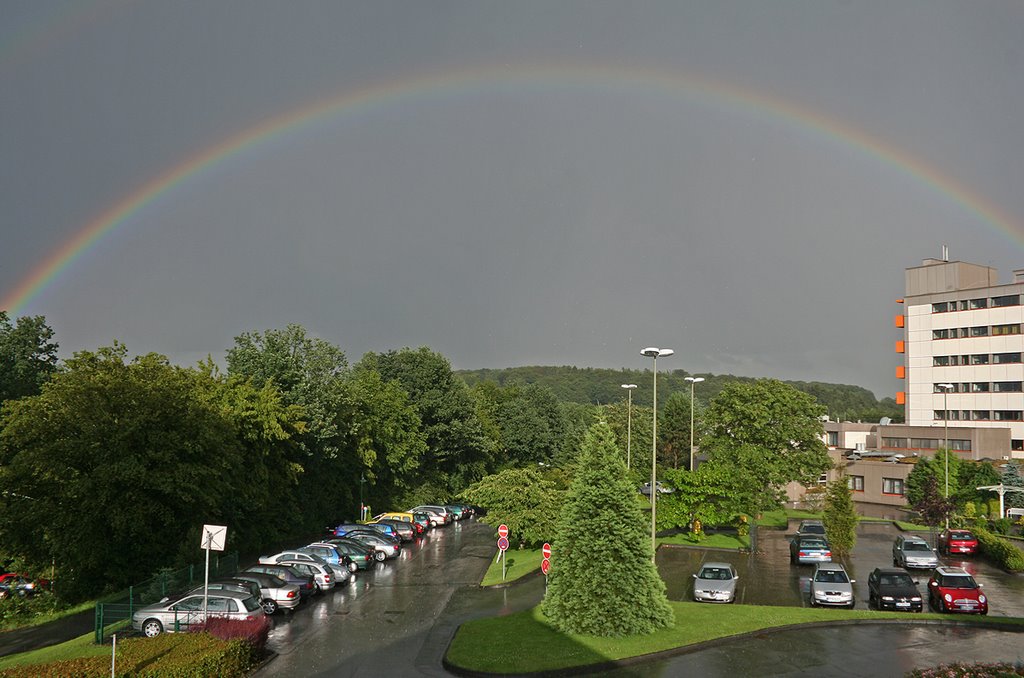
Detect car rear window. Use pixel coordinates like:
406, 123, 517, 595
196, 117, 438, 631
242, 596, 261, 612
950, 532, 973, 540
904, 542, 930, 551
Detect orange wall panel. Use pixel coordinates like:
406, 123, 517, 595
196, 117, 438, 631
895, 391, 906, 405
894, 314, 905, 328
895, 340, 905, 353
895, 365, 905, 379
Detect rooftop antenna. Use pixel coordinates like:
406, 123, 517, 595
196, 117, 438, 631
942, 244, 949, 261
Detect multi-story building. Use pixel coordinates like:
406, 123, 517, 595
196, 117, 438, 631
898, 257, 1024, 460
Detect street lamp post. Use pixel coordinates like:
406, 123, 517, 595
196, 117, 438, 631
621, 384, 637, 469
641, 347, 673, 560
938, 383, 954, 529
684, 376, 704, 471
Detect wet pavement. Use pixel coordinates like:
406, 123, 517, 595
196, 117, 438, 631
253, 517, 1024, 677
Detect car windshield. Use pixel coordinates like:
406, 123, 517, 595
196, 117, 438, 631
800, 539, 827, 548
881, 574, 914, 587
814, 570, 849, 583
949, 532, 973, 540
941, 575, 978, 589
698, 568, 732, 580
904, 542, 931, 552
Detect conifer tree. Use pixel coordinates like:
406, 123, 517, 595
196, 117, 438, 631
822, 475, 857, 557
541, 422, 674, 636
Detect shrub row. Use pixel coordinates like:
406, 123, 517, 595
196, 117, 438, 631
974, 527, 1024, 573
0, 591, 65, 631
907, 661, 1024, 677
0, 624, 267, 678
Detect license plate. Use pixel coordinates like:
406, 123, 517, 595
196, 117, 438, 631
896, 602, 910, 608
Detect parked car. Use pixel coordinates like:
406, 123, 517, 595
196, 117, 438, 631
444, 505, 465, 520
796, 520, 826, 538
186, 578, 262, 603
892, 535, 940, 570
927, 566, 988, 614
370, 518, 416, 541
359, 521, 402, 540
937, 529, 979, 556
275, 560, 335, 593
0, 573, 49, 598
691, 562, 738, 603
321, 539, 376, 571
244, 564, 316, 599
258, 550, 351, 585
231, 571, 301, 615
302, 543, 364, 573
410, 512, 433, 531
131, 590, 264, 637
808, 562, 855, 608
639, 481, 674, 496
344, 531, 401, 560
789, 536, 832, 565
867, 567, 923, 612
409, 505, 452, 526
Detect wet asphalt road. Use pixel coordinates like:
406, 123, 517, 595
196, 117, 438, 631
255, 518, 1023, 677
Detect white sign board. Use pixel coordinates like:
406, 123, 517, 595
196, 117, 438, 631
201, 524, 227, 552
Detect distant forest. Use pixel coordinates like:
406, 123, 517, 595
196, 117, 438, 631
457, 366, 904, 424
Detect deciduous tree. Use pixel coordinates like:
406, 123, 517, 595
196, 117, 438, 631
822, 475, 857, 558
459, 467, 563, 547
0, 312, 59, 403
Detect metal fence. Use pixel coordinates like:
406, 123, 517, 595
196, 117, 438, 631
94, 551, 238, 643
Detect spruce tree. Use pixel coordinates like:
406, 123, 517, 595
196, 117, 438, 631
822, 475, 857, 558
541, 421, 674, 636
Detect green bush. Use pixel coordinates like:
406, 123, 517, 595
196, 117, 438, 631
990, 518, 1013, 535
974, 528, 1024, 573
0, 591, 65, 631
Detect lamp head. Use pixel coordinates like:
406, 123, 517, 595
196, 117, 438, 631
640, 347, 674, 358
621, 384, 637, 389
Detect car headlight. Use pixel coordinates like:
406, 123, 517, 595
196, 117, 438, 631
978, 595, 986, 603
944, 594, 952, 602
881, 596, 894, 601
911, 597, 921, 602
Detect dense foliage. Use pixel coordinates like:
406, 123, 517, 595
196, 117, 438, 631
541, 422, 673, 636
973, 528, 1024, 572
0, 312, 58, 403
459, 467, 566, 547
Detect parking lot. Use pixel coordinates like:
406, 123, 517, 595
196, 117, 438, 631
658, 520, 1024, 616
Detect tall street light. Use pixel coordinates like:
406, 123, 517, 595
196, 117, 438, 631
641, 347, 673, 559
684, 376, 704, 471
621, 384, 637, 469
938, 383, 954, 528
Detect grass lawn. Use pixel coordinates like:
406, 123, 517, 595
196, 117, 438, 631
658, 533, 749, 549
481, 547, 544, 586
895, 521, 933, 531
446, 602, 1021, 674
0, 631, 109, 671
0, 600, 95, 633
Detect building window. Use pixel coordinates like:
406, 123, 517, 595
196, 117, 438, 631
993, 324, 1021, 336
1013, 440, 1024, 451
994, 352, 1022, 364
911, 438, 940, 449
932, 302, 950, 313
882, 437, 905, 448
971, 382, 991, 393
994, 382, 1023, 393
932, 329, 952, 340
994, 411, 1023, 421
883, 478, 905, 496
935, 410, 962, 421
933, 355, 951, 367
992, 294, 1020, 308
827, 431, 838, 446
949, 439, 972, 451
969, 298, 988, 310
848, 476, 865, 492
970, 354, 990, 365
971, 411, 991, 421
969, 326, 989, 337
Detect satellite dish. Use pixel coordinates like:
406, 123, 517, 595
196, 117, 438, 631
879, 417, 892, 426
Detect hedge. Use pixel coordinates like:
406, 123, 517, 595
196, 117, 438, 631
974, 528, 1024, 573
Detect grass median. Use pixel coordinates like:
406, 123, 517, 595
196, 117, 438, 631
446, 602, 1021, 674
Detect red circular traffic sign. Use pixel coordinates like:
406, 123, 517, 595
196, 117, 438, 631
497, 524, 509, 539
541, 543, 551, 559
497, 537, 509, 551
540, 559, 551, 575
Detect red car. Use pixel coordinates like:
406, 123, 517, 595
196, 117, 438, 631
927, 566, 988, 614
937, 529, 979, 555
0, 573, 50, 598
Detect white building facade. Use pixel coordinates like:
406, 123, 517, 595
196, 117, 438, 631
899, 258, 1024, 459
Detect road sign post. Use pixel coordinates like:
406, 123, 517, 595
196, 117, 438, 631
497, 528, 510, 581
541, 542, 551, 586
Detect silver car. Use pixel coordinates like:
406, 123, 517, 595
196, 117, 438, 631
259, 550, 351, 586
809, 562, 855, 608
231, 572, 302, 615
692, 562, 738, 603
893, 535, 940, 570
131, 590, 264, 637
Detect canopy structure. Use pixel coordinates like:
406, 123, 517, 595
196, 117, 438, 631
976, 484, 1024, 519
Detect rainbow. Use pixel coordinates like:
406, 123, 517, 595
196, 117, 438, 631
4, 63, 1022, 314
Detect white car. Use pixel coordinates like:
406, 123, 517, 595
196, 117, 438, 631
131, 590, 264, 637
692, 562, 738, 603
809, 562, 855, 608
259, 550, 351, 585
